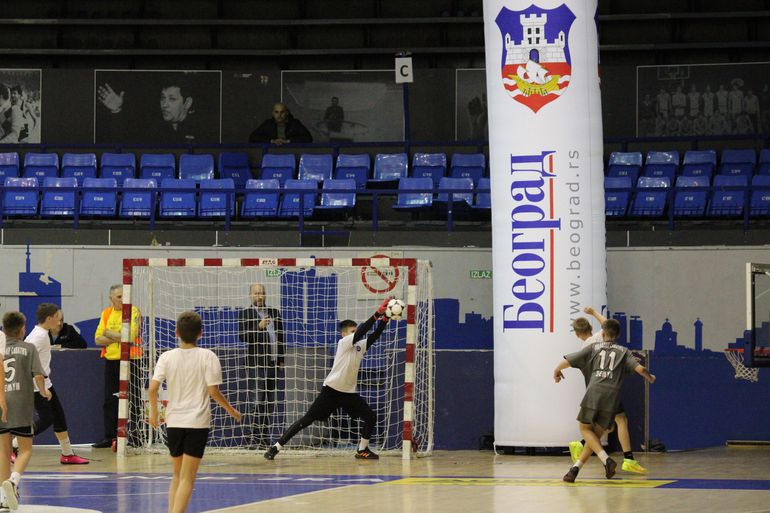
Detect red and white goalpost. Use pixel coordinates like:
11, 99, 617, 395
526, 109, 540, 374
118, 257, 434, 459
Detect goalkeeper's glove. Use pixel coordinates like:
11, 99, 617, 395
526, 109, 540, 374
375, 296, 392, 318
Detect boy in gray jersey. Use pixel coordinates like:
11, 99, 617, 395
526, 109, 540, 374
553, 319, 655, 483
0, 311, 50, 510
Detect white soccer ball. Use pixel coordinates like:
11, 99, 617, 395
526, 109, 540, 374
385, 299, 406, 320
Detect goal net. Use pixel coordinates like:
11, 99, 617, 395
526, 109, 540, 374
119, 257, 434, 459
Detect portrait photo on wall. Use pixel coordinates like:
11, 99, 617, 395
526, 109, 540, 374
281, 71, 404, 143
94, 70, 222, 144
637, 63, 770, 137
456, 69, 488, 141
0, 69, 42, 144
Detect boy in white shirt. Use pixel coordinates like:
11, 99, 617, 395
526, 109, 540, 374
264, 298, 391, 461
149, 311, 241, 513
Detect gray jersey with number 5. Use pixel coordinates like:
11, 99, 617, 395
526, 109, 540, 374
0, 338, 45, 429
565, 342, 640, 413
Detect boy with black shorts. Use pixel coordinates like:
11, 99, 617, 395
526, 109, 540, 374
264, 298, 392, 461
149, 311, 241, 513
553, 319, 656, 483
0, 311, 51, 511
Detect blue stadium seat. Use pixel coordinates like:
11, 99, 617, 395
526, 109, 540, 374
757, 149, 770, 176
673, 176, 709, 217
681, 150, 717, 179
335, 154, 370, 190
218, 152, 251, 189
393, 177, 434, 211
199, 179, 236, 218
750, 175, 770, 217
120, 178, 157, 218
23, 153, 59, 184
412, 153, 447, 188
473, 177, 491, 210
80, 178, 117, 217
316, 178, 356, 212
2, 177, 38, 217
40, 177, 78, 217
179, 154, 214, 182
371, 153, 408, 184
241, 179, 280, 218
140, 153, 176, 181
0, 152, 20, 181
708, 175, 748, 217
629, 176, 670, 217
298, 154, 333, 183
61, 153, 97, 185
436, 177, 473, 207
278, 179, 317, 218
260, 154, 295, 186
607, 152, 643, 179
159, 178, 197, 218
719, 149, 756, 177
604, 176, 633, 217
101, 153, 136, 186
450, 153, 485, 186
606, 165, 640, 182
643, 150, 679, 182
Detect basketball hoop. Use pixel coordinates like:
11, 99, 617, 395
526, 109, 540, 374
724, 349, 760, 383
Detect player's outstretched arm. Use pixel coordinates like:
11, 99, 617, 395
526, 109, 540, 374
635, 365, 656, 384
209, 385, 242, 422
148, 379, 161, 428
553, 358, 571, 383
583, 306, 607, 324
352, 297, 392, 345
366, 317, 389, 350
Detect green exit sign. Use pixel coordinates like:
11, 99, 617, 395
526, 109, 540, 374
265, 268, 283, 277
470, 270, 492, 279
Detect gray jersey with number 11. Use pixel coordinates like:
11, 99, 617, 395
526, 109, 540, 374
565, 342, 640, 413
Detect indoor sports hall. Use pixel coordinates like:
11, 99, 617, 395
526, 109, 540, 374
1, 1, 770, 513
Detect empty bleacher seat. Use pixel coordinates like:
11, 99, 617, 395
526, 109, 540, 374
101, 153, 136, 186
673, 176, 709, 217
61, 153, 97, 185
629, 176, 670, 217
140, 153, 176, 181
757, 149, 770, 176
2, 177, 38, 217
81, 178, 117, 217
278, 179, 317, 218
241, 179, 280, 218
681, 150, 716, 179
371, 153, 408, 184
218, 152, 251, 189
473, 177, 491, 210
604, 176, 633, 217
607, 152, 643, 179
393, 177, 434, 211
40, 177, 77, 217
120, 178, 157, 218
23, 153, 59, 184
450, 153, 485, 186
708, 175, 747, 217
750, 175, 770, 217
643, 150, 679, 182
159, 178, 197, 218
316, 178, 356, 212
335, 154, 370, 190
0, 152, 20, 181
260, 154, 295, 185
298, 154, 333, 183
199, 179, 235, 218
607, 164, 640, 182
413, 153, 447, 188
719, 149, 756, 177
179, 154, 214, 182
436, 177, 473, 207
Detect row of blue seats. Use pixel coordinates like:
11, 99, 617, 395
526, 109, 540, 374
605, 175, 770, 218
0, 151, 487, 191
607, 149, 770, 182
0, 176, 491, 219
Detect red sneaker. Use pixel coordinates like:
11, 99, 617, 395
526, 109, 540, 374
60, 454, 90, 465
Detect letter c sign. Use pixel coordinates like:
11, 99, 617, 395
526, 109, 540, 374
395, 57, 414, 84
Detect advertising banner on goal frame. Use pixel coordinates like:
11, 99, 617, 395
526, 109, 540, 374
484, 0, 607, 446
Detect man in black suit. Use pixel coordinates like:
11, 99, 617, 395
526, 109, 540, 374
238, 283, 284, 448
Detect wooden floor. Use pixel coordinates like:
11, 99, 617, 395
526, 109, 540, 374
12, 445, 770, 512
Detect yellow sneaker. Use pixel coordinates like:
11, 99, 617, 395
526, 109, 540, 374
568, 441, 583, 463
621, 458, 647, 474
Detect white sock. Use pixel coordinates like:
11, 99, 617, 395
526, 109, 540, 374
574, 460, 584, 469
597, 450, 609, 464
11, 438, 17, 450
274, 443, 282, 451
358, 439, 369, 451
59, 437, 74, 456
10, 472, 20, 487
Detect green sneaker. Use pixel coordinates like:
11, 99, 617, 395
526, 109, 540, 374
621, 458, 647, 474
568, 441, 583, 463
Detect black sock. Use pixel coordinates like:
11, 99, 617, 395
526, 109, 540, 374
580, 439, 585, 446
623, 451, 634, 460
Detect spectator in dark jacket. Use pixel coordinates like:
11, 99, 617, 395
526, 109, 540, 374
49, 310, 87, 349
249, 103, 312, 145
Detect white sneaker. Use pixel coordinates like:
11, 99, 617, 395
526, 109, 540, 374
1, 480, 18, 511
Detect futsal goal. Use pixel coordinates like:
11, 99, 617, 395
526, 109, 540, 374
117, 257, 434, 460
